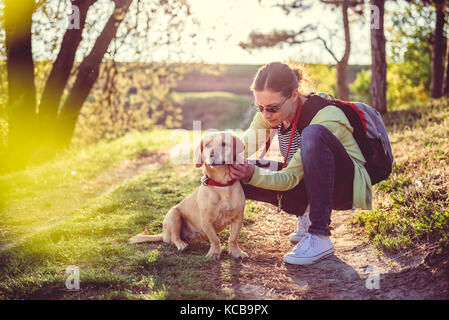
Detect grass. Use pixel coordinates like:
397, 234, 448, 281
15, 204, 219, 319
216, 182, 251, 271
171, 91, 254, 130
0, 129, 186, 246
0, 127, 262, 299
352, 98, 449, 253
0, 159, 261, 300
1, 96, 448, 299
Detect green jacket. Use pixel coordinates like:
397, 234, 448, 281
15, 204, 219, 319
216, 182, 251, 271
241, 105, 373, 210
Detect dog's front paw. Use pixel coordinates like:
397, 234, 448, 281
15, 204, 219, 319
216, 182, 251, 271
174, 240, 188, 252
229, 249, 248, 260
205, 249, 221, 261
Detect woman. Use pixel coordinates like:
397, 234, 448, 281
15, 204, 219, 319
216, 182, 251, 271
230, 62, 372, 265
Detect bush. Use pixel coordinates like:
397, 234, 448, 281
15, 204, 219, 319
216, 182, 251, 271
349, 69, 371, 104
350, 62, 429, 110
306, 64, 337, 97
387, 62, 429, 108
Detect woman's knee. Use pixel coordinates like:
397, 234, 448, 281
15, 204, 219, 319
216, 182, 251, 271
301, 124, 332, 154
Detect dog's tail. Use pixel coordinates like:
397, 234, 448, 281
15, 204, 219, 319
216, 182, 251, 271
129, 228, 163, 244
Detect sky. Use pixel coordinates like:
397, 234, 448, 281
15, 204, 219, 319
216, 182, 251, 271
25, 0, 402, 66
184, 0, 376, 65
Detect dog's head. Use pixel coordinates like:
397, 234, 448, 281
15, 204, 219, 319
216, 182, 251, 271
194, 132, 245, 168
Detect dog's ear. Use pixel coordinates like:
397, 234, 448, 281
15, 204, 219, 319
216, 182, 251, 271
233, 135, 245, 159
194, 139, 203, 167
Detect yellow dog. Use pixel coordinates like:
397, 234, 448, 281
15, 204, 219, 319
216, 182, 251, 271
129, 132, 248, 260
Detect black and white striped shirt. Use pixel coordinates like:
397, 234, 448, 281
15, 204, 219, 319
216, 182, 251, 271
278, 123, 301, 165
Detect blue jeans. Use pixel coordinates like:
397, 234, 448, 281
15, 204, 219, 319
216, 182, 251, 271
242, 124, 354, 236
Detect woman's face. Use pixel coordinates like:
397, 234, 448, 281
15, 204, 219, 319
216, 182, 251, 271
253, 90, 297, 128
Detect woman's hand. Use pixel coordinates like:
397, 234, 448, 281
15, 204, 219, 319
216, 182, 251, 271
230, 155, 255, 181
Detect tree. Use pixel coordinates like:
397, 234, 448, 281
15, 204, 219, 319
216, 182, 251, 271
443, 37, 449, 95
430, 0, 446, 98
4, 0, 37, 168
334, 0, 352, 101
370, 0, 387, 114
403, 0, 449, 98
388, 0, 434, 104
38, 0, 97, 147
240, 0, 365, 101
1, 0, 195, 171
56, 0, 133, 147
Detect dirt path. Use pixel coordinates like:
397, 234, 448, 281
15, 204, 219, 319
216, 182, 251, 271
136, 143, 447, 299
212, 139, 448, 300
91, 150, 170, 197
223, 204, 449, 299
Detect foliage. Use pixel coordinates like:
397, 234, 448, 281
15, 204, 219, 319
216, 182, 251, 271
301, 63, 337, 97
0, 1, 4, 59
0, 59, 212, 150
387, 1, 434, 65
349, 68, 371, 104
349, 1, 434, 109
1, 0, 199, 172
386, 62, 430, 108
350, 61, 430, 110
386, 0, 433, 103
72, 62, 192, 146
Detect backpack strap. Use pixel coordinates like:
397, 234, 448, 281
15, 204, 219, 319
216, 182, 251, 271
330, 99, 372, 160
297, 95, 333, 133
297, 94, 373, 161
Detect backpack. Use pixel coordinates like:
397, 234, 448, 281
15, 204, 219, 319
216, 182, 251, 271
296, 93, 394, 185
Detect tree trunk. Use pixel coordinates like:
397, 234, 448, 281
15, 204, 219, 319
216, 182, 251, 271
430, 1, 446, 99
56, 0, 133, 148
443, 37, 449, 95
337, 0, 350, 100
4, 0, 37, 169
336, 62, 349, 100
370, 0, 387, 114
38, 0, 96, 146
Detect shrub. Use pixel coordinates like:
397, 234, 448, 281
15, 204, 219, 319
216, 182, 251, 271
349, 69, 371, 104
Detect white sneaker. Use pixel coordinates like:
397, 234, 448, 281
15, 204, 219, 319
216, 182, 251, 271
284, 233, 334, 265
289, 211, 311, 244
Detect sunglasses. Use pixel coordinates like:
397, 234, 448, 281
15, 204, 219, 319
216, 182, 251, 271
251, 95, 290, 113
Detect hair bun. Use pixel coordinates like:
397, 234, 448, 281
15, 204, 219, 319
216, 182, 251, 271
292, 68, 302, 82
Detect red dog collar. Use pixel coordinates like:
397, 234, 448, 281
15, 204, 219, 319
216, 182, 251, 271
202, 175, 236, 187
